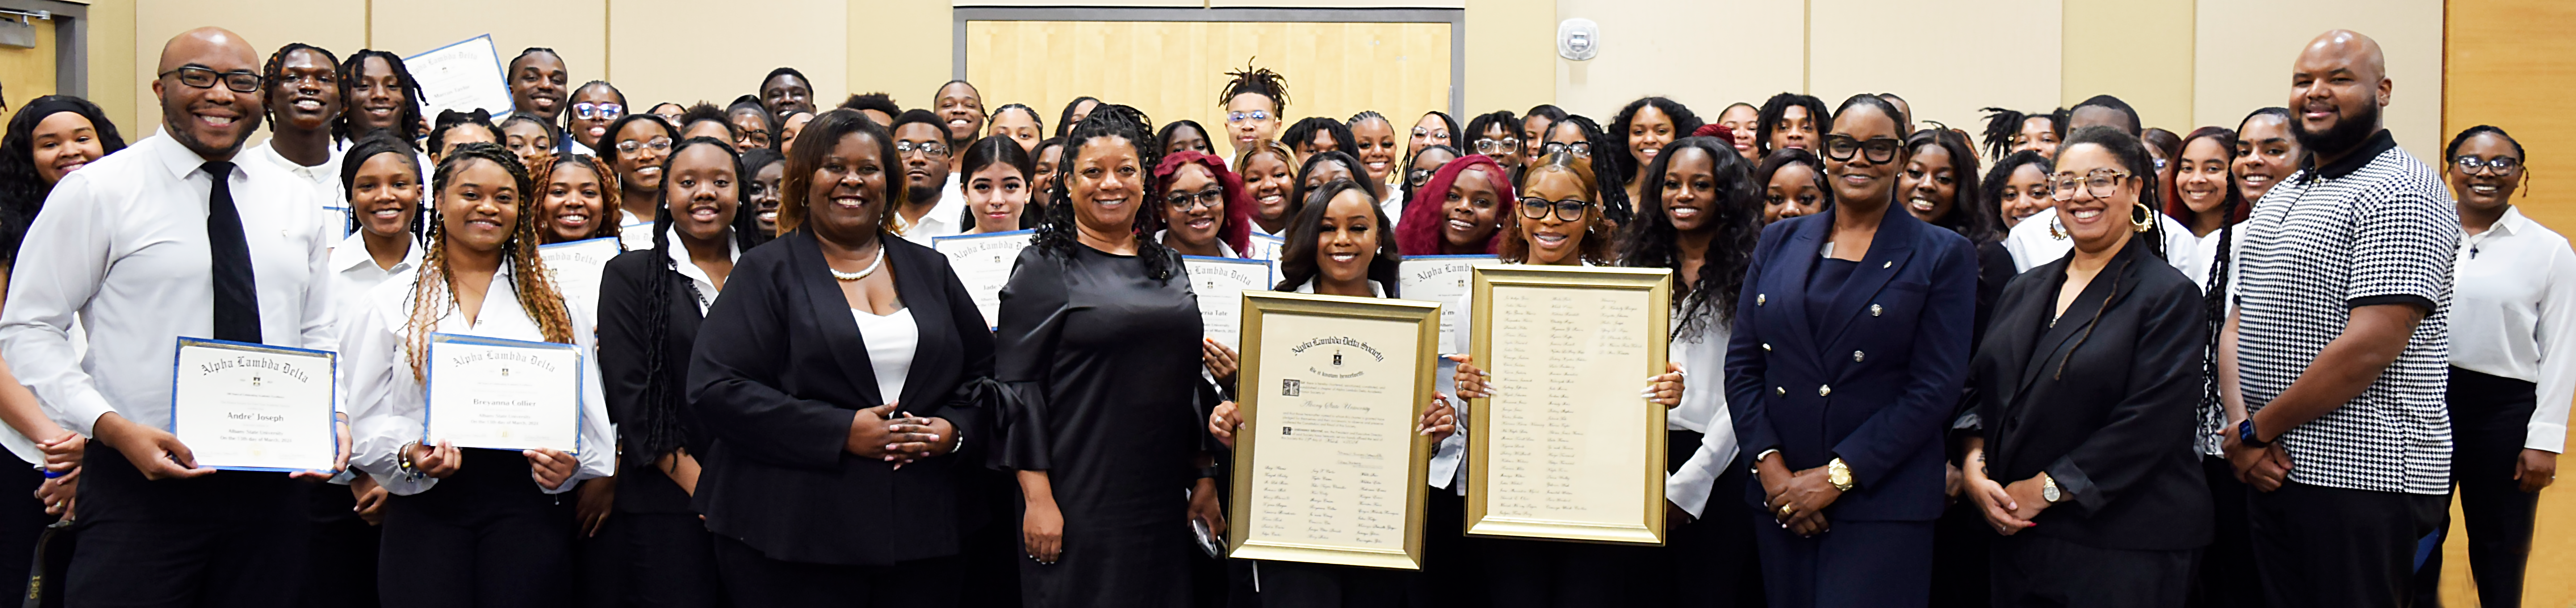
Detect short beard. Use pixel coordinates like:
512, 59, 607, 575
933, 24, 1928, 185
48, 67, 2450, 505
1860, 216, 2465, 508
163, 101, 260, 160
906, 176, 943, 207
2291, 101, 2379, 160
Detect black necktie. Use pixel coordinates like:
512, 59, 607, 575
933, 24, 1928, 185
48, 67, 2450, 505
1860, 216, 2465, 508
202, 161, 261, 343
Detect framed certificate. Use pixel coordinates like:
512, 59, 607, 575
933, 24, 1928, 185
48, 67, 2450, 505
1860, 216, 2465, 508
424, 333, 586, 453
930, 229, 1035, 330
1227, 292, 1441, 569
537, 237, 620, 320
1466, 265, 1672, 545
1395, 254, 1502, 354
402, 34, 513, 119
1183, 255, 1272, 348
168, 338, 340, 472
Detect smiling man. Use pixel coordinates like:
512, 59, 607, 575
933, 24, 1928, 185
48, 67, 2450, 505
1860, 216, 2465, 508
244, 42, 348, 238
507, 47, 569, 126
932, 79, 986, 152
0, 26, 343, 608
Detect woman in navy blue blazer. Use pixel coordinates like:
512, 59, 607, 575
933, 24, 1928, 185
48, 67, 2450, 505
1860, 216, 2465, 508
1723, 94, 1977, 608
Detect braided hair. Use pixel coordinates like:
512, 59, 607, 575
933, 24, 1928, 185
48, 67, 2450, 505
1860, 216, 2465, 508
1033, 104, 1175, 281
1978, 107, 2064, 161
0, 96, 126, 265
1618, 136, 1758, 338
335, 50, 427, 142
405, 142, 576, 382
1217, 61, 1290, 115
337, 132, 427, 242
1550, 114, 1632, 227
259, 43, 341, 129
632, 136, 767, 461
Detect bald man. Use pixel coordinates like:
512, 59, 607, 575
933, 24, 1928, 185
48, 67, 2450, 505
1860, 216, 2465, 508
0, 27, 341, 607
2219, 29, 2456, 608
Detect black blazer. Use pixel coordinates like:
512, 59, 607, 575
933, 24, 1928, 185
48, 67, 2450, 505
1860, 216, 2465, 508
686, 229, 997, 566
597, 247, 719, 514
1725, 205, 1978, 522
1972, 237, 2210, 551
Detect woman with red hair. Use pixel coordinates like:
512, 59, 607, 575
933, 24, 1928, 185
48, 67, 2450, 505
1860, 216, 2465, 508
1396, 154, 1516, 257
1153, 150, 1256, 258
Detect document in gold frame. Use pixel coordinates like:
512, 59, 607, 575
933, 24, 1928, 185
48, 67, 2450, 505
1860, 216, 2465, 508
1226, 291, 1441, 570
1466, 265, 1673, 545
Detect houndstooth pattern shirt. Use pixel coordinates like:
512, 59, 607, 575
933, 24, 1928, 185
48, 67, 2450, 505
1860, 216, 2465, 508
2231, 130, 2456, 496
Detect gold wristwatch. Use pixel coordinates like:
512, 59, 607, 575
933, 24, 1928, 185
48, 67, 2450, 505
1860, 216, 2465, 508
1826, 458, 1855, 491
2040, 473, 2063, 503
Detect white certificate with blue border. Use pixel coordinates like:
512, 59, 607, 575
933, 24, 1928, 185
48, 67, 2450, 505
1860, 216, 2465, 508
537, 237, 620, 321
1398, 255, 1502, 354
1248, 232, 1287, 278
169, 338, 339, 472
402, 34, 513, 119
425, 333, 584, 453
930, 229, 1035, 330
1184, 255, 1273, 349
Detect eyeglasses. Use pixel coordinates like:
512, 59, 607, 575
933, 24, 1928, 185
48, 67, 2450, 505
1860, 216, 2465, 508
1541, 141, 1592, 158
2153, 158, 2168, 172
1166, 188, 1224, 210
1412, 127, 1450, 140
1227, 111, 1272, 124
572, 102, 624, 120
1518, 196, 1592, 221
2050, 169, 2134, 201
1822, 134, 1903, 164
1474, 137, 1519, 154
2452, 155, 2521, 176
896, 140, 951, 158
1407, 168, 1436, 187
161, 67, 262, 93
613, 137, 673, 154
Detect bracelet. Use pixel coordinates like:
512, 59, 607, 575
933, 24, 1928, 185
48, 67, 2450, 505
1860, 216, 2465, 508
1749, 449, 1780, 474
951, 429, 966, 455
396, 441, 425, 481
2237, 419, 2271, 449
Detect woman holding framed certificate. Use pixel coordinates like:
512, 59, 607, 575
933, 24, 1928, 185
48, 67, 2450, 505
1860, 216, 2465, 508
1448, 150, 1687, 607
686, 109, 997, 604
343, 142, 615, 606
993, 104, 1219, 608
1722, 95, 1977, 608
594, 136, 766, 606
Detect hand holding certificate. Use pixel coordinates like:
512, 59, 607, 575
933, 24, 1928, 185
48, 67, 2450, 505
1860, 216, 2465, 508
170, 338, 342, 473
1463, 265, 1672, 545
1224, 292, 1440, 569
1183, 256, 1272, 348
424, 333, 586, 454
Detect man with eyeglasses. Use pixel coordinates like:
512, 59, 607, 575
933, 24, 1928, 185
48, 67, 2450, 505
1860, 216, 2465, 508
241, 43, 350, 240
0, 27, 344, 607
889, 109, 968, 246
2001, 94, 2199, 273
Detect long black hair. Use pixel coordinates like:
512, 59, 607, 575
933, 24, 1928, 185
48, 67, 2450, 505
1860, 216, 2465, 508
2046, 126, 2169, 381
1296, 150, 1374, 208
337, 131, 426, 241
1609, 97, 1705, 175
1156, 119, 1211, 155
335, 50, 427, 142
1273, 178, 1400, 294
1549, 114, 1632, 227
1034, 104, 1176, 281
0, 96, 126, 264
631, 136, 767, 462
1755, 92, 1829, 156
1401, 111, 1463, 177
1981, 150, 2052, 233
1906, 128, 1994, 243
1620, 136, 1756, 337
1217, 62, 1290, 115
1053, 96, 1099, 139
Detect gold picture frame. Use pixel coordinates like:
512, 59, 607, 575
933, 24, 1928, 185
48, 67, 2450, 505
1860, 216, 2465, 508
1465, 264, 1673, 545
1226, 291, 1443, 570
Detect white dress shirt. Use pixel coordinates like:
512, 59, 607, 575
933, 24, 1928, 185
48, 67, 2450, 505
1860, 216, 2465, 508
2451, 206, 2576, 453
342, 267, 614, 495
852, 307, 920, 401
898, 172, 970, 247
1663, 312, 1739, 518
1152, 230, 1244, 259
0, 133, 335, 437
2004, 206, 2201, 274
618, 210, 654, 252
329, 231, 422, 336
245, 137, 350, 239
663, 226, 739, 315
2181, 227, 2227, 291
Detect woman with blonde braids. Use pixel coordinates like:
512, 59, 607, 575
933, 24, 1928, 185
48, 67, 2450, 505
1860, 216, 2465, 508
344, 142, 615, 607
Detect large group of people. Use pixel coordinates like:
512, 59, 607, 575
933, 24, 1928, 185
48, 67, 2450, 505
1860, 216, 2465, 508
0, 23, 2546, 608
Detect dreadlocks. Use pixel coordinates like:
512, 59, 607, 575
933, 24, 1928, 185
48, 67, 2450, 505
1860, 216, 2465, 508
334, 50, 426, 142
1217, 61, 1290, 115
260, 43, 341, 129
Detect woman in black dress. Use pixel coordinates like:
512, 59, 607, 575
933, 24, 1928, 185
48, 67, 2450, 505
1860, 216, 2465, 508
686, 108, 995, 604
993, 104, 1222, 608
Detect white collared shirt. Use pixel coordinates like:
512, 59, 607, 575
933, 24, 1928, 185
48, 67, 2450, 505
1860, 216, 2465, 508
245, 137, 351, 239
2452, 206, 2576, 453
0, 133, 336, 436
898, 172, 971, 247
1152, 230, 1244, 259
330, 231, 422, 341
1664, 311, 1739, 518
663, 226, 740, 315
342, 267, 614, 495
2004, 206, 2202, 274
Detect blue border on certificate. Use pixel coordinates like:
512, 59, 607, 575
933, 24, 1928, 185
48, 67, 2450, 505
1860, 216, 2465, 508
166, 337, 341, 473
1181, 254, 1273, 288
423, 333, 586, 455
404, 34, 513, 115
929, 228, 1035, 245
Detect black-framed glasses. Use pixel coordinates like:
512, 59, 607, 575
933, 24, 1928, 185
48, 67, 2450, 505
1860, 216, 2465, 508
613, 137, 673, 154
1474, 137, 1519, 154
1822, 134, 1903, 163
572, 102, 623, 120
2050, 169, 2134, 201
1227, 111, 1272, 124
1165, 188, 1224, 210
161, 67, 262, 93
1517, 196, 1592, 221
896, 140, 950, 158
1407, 168, 1436, 187
1541, 141, 1592, 158
2452, 155, 2521, 175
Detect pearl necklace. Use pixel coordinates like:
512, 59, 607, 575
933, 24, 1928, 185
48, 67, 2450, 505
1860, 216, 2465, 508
830, 243, 887, 282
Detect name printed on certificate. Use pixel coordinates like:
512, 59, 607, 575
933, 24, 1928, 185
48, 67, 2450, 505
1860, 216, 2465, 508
1481, 285, 1655, 525
930, 229, 1035, 329
1184, 255, 1271, 348
170, 339, 339, 472
1244, 314, 1421, 552
426, 334, 585, 453
1396, 255, 1501, 354
537, 237, 619, 319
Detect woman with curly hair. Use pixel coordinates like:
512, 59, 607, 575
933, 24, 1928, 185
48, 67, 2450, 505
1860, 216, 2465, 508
1611, 97, 1705, 207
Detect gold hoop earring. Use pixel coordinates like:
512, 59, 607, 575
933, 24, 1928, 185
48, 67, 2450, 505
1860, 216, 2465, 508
2048, 215, 2066, 240
2131, 202, 2154, 233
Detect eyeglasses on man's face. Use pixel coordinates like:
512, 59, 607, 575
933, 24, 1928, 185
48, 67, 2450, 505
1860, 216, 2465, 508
896, 140, 951, 158
1475, 137, 1520, 154
1227, 111, 1272, 124
163, 67, 262, 93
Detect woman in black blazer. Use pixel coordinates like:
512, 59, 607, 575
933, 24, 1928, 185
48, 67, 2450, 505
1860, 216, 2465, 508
1963, 126, 2209, 607
686, 109, 995, 605
1722, 95, 1977, 608
594, 136, 766, 606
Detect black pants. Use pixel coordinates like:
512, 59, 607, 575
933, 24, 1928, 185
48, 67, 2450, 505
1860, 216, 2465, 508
1926, 493, 1992, 608
2417, 366, 2542, 608
1476, 537, 1665, 608
1405, 487, 1470, 608
65, 445, 310, 608
710, 534, 960, 607
299, 482, 380, 608
1990, 533, 2195, 608
376, 449, 576, 608
959, 466, 1023, 608
1664, 436, 1763, 608
0, 460, 68, 608
2244, 481, 2443, 608
1255, 560, 1411, 608
2191, 455, 2262, 608
616, 512, 725, 608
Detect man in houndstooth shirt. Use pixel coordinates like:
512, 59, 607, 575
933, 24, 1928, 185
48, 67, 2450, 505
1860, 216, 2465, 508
2218, 30, 2456, 608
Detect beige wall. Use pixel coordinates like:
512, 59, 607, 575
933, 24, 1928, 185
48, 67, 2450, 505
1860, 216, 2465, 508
1462, 0, 1552, 121
83, 0, 135, 138
854, 0, 954, 112
369, 0, 607, 109
614, 0, 845, 112
2062, 0, 2192, 132
1550, 0, 1801, 121
2192, 0, 2445, 163
1808, 0, 2061, 138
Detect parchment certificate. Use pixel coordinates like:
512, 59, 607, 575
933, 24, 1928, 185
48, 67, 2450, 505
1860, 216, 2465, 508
1229, 292, 1438, 569
537, 237, 618, 321
1467, 266, 1671, 545
425, 334, 584, 453
170, 339, 339, 472
403, 35, 512, 118
930, 229, 1035, 329
1396, 255, 1502, 354
1183, 256, 1270, 348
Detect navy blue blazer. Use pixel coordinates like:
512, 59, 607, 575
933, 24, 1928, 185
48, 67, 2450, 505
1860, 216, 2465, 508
1725, 204, 1978, 522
